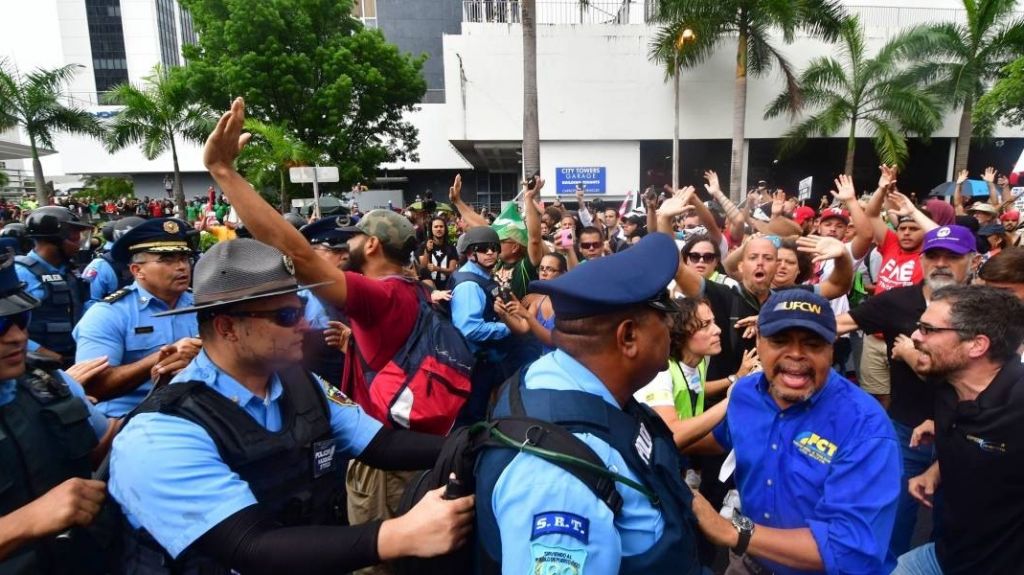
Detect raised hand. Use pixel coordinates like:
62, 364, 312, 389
878, 164, 898, 190
449, 174, 463, 205
796, 234, 846, 264
831, 174, 856, 203
955, 169, 968, 185
770, 190, 786, 217
982, 166, 997, 183
888, 190, 916, 217
204, 97, 252, 173
656, 186, 696, 219
324, 321, 352, 352
703, 170, 722, 195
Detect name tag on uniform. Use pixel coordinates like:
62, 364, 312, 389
134, 326, 155, 334
41, 274, 63, 282
532, 511, 589, 544
312, 439, 336, 479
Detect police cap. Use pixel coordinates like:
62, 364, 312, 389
110, 218, 193, 264
529, 233, 679, 320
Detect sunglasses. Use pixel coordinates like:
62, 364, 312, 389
0, 311, 31, 336
687, 252, 717, 264
915, 321, 967, 336
579, 242, 602, 250
224, 306, 306, 328
474, 244, 500, 254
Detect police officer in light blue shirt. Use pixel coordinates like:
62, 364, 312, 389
15, 206, 94, 365
690, 289, 900, 574
296, 215, 352, 384
72, 218, 200, 417
0, 238, 113, 573
475, 232, 703, 574
81, 216, 146, 309
108, 236, 473, 574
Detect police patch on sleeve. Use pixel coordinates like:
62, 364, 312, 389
321, 380, 356, 407
530, 543, 587, 574
532, 511, 590, 544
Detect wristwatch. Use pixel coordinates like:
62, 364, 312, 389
731, 514, 755, 555
728, 374, 738, 385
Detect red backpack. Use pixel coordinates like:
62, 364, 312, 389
342, 278, 475, 436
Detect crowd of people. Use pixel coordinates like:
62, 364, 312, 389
0, 96, 1021, 575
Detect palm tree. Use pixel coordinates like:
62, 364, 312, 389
522, 0, 540, 181
652, 0, 846, 200
237, 119, 315, 213
104, 65, 217, 215
764, 16, 943, 173
898, 0, 1024, 174
0, 60, 104, 204
650, 25, 698, 189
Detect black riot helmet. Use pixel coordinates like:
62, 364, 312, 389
0, 223, 33, 255
100, 220, 117, 244
283, 212, 307, 230
111, 216, 146, 242
24, 206, 93, 243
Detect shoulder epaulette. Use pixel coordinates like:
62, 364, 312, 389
102, 287, 132, 304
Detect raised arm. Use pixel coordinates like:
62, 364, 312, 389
204, 98, 349, 307
982, 167, 1000, 207
889, 190, 938, 233
657, 187, 703, 298
796, 236, 853, 300
524, 179, 549, 266
448, 174, 489, 229
953, 169, 968, 214
865, 165, 897, 246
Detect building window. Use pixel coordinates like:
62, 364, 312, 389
353, 0, 377, 26
85, 0, 129, 94
179, 5, 197, 48
155, 0, 180, 68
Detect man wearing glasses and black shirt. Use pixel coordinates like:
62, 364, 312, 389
835, 225, 975, 559
890, 285, 1024, 575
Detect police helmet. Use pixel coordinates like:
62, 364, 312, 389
0, 223, 32, 255
283, 212, 307, 230
112, 216, 146, 241
24, 206, 93, 242
462, 226, 500, 251
100, 221, 117, 244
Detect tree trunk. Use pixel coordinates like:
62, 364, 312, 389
672, 61, 680, 190
279, 169, 288, 213
729, 31, 749, 202
170, 136, 186, 217
30, 138, 49, 205
953, 99, 973, 177
522, 0, 541, 182
844, 122, 857, 175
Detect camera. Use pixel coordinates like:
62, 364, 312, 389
498, 284, 514, 303
526, 171, 540, 190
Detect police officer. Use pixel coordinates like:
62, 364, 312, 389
72, 218, 200, 417
298, 215, 352, 384
475, 232, 704, 574
81, 216, 146, 309
109, 238, 473, 574
0, 223, 32, 255
0, 239, 114, 574
450, 226, 533, 424
15, 207, 93, 365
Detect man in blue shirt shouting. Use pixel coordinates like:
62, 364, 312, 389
689, 289, 901, 574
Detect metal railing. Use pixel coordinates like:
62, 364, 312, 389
461, 1, 1012, 28
463, 0, 645, 25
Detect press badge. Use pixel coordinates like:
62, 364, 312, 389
312, 439, 336, 478
530, 543, 587, 575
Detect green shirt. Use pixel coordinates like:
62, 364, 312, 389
495, 256, 538, 300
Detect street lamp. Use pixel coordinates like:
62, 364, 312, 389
672, 27, 696, 191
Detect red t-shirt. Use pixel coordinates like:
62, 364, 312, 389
874, 229, 923, 294
342, 272, 419, 372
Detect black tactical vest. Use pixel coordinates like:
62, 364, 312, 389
14, 256, 84, 361
0, 367, 103, 575
121, 367, 346, 574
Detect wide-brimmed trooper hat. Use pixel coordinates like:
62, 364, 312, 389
154, 238, 332, 316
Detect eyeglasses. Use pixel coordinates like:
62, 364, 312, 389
223, 306, 306, 328
538, 265, 561, 273
0, 311, 31, 336
474, 243, 500, 254
579, 242, 602, 250
915, 321, 967, 336
687, 252, 717, 264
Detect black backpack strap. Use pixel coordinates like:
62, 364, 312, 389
479, 418, 624, 516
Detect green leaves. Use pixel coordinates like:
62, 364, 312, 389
178, 0, 425, 187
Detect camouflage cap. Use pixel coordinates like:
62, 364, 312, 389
341, 209, 416, 252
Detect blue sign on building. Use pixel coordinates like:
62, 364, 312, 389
556, 167, 606, 195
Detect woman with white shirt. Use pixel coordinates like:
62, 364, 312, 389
634, 297, 759, 449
